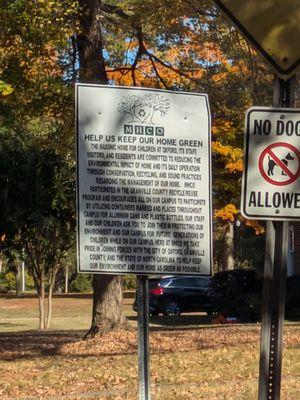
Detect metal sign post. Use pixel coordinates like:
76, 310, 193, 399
258, 76, 295, 400
259, 220, 288, 400
137, 275, 151, 400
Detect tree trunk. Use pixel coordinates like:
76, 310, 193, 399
45, 285, 53, 329
45, 268, 59, 329
38, 273, 46, 330
15, 263, 22, 297
222, 222, 235, 271
77, 0, 108, 83
87, 275, 126, 337
77, 0, 126, 337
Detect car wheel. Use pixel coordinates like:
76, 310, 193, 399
162, 300, 181, 317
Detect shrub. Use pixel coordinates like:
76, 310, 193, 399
0, 271, 16, 293
25, 272, 35, 291
69, 273, 137, 293
209, 269, 262, 322
123, 274, 136, 290
0, 269, 36, 293
69, 273, 92, 293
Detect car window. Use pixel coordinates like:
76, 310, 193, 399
168, 277, 210, 288
168, 278, 190, 287
181, 278, 208, 288
181, 278, 197, 287
195, 278, 210, 289
159, 278, 172, 287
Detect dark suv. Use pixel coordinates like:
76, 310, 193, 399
133, 275, 212, 316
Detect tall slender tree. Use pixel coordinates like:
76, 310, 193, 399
0, 130, 75, 329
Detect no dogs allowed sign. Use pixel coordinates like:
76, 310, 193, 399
242, 107, 300, 220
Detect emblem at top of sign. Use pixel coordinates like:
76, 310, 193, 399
117, 93, 170, 124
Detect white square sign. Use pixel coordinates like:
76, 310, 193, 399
76, 84, 212, 275
241, 107, 300, 220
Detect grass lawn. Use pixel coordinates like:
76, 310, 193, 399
0, 295, 300, 399
0, 293, 135, 332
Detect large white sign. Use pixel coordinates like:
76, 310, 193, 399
241, 107, 300, 220
76, 84, 212, 275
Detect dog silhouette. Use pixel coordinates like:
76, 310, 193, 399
267, 152, 295, 176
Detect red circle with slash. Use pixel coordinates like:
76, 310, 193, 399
258, 142, 300, 186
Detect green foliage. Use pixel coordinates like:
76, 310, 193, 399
69, 274, 137, 292
0, 80, 13, 96
0, 271, 16, 293
210, 271, 300, 321
0, 126, 75, 312
0, 271, 35, 293
235, 226, 265, 273
214, 223, 265, 272
69, 273, 92, 293
0, 128, 75, 241
25, 272, 35, 290
209, 269, 262, 322
123, 274, 136, 290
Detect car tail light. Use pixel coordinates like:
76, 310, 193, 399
150, 287, 165, 295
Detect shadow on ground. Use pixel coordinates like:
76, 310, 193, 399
0, 323, 28, 329
1, 314, 299, 362
0, 329, 87, 361
129, 313, 214, 329
0, 314, 215, 361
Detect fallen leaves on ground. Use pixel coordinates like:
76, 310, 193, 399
0, 325, 300, 399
